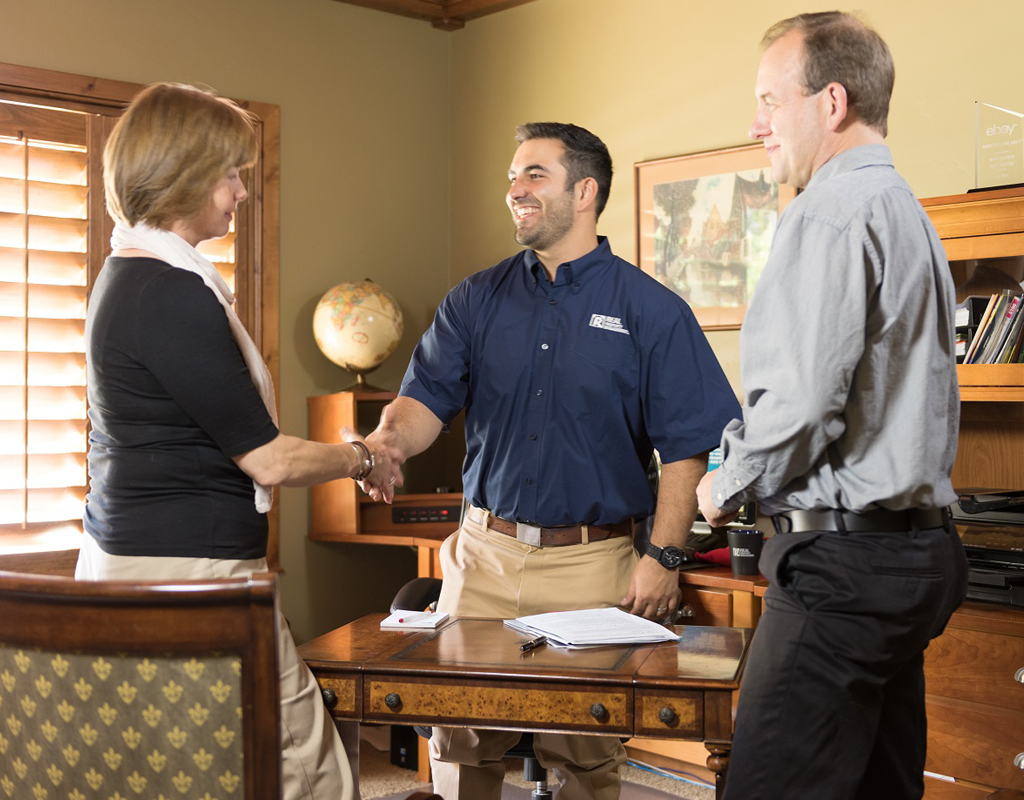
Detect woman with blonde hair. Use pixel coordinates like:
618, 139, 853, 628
79, 82, 388, 800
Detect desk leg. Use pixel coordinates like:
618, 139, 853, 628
416, 737, 432, 785
705, 743, 729, 800
731, 589, 761, 629
337, 720, 360, 799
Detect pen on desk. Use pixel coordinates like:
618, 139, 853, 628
520, 636, 548, 652
397, 610, 433, 624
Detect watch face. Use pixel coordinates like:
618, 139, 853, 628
661, 547, 683, 569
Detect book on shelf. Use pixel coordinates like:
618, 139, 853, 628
964, 291, 1024, 365
985, 293, 1020, 363
1002, 300, 1024, 363
964, 293, 1001, 364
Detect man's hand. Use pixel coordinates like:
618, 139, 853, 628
342, 403, 406, 503
621, 557, 681, 621
697, 471, 739, 527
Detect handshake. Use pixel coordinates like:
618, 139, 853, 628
341, 401, 407, 504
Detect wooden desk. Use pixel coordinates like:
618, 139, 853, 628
298, 614, 751, 798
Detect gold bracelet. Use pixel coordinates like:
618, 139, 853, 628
349, 440, 375, 481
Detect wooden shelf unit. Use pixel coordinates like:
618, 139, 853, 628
307, 391, 464, 547
920, 187, 1024, 798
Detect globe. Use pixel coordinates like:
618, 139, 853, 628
312, 278, 403, 390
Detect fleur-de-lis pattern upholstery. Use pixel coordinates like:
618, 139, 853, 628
0, 646, 245, 799
0, 571, 280, 800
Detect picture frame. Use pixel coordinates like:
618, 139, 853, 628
635, 143, 796, 330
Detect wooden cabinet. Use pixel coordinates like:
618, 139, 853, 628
917, 187, 1024, 798
923, 602, 1024, 796
307, 391, 465, 547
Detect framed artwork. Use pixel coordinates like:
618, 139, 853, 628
635, 143, 796, 330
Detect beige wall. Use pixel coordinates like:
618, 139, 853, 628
450, 0, 1024, 385
4, 0, 1023, 641
0, 0, 452, 642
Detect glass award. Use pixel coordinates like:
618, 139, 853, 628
976, 102, 1024, 190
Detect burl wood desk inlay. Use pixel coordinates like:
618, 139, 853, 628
298, 615, 751, 797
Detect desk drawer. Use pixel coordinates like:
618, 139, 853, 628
925, 695, 1024, 789
365, 676, 632, 735
925, 627, 1024, 711
634, 689, 703, 739
313, 674, 360, 719
678, 585, 732, 627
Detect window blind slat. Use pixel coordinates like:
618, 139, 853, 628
0, 420, 85, 455
0, 486, 87, 524
0, 247, 87, 285
0, 283, 86, 319
28, 318, 85, 353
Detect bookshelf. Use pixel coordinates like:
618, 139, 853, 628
920, 188, 1024, 492
923, 186, 1024, 400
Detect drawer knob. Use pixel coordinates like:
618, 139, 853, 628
1015, 667, 1024, 684
384, 692, 402, 710
590, 703, 608, 721
1016, 753, 1024, 770
321, 689, 337, 708
678, 604, 696, 618
659, 706, 677, 725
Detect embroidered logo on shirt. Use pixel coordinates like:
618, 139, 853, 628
589, 314, 630, 335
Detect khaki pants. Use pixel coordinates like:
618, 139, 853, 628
76, 535, 355, 800
430, 510, 638, 800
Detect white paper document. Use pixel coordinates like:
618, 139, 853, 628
380, 609, 450, 629
504, 607, 679, 648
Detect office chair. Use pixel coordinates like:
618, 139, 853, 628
391, 577, 553, 800
0, 570, 281, 800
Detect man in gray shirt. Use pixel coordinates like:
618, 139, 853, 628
696, 12, 968, 800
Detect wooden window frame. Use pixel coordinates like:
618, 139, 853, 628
0, 62, 280, 574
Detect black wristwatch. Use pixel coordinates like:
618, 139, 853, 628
645, 543, 684, 570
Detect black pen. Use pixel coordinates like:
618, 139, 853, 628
520, 636, 548, 652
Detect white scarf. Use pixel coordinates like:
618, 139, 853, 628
110, 222, 278, 514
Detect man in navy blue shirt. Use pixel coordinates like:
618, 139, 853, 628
362, 122, 739, 800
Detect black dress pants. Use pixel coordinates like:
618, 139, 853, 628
721, 521, 967, 800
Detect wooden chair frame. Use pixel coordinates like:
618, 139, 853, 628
0, 570, 281, 799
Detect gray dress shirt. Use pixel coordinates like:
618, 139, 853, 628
712, 144, 959, 515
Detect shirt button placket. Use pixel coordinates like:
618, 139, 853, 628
521, 291, 559, 520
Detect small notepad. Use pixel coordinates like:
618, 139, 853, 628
380, 609, 450, 629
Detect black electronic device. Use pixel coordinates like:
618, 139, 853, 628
953, 489, 1024, 607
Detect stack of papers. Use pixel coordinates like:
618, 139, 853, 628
504, 607, 680, 648
380, 609, 450, 629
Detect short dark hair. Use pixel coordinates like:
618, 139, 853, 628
515, 122, 613, 218
763, 11, 894, 136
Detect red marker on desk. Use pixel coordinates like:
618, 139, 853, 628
397, 610, 433, 624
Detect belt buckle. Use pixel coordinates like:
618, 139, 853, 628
516, 522, 542, 547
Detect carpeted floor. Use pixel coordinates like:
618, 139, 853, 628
357, 728, 714, 800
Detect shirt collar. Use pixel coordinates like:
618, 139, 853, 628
806, 143, 893, 190
525, 236, 613, 292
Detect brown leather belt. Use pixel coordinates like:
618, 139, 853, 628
468, 507, 633, 547
772, 507, 950, 535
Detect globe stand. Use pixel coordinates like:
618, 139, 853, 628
342, 371, 388, 393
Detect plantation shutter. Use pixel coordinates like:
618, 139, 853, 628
0, 101, 93, 541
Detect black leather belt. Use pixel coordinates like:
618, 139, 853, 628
772, 507, 949, 535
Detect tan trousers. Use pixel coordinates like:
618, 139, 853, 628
430, 510, 639, 800
76, 535, 355, 800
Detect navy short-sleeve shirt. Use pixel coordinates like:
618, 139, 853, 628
400, 238, 740, 527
